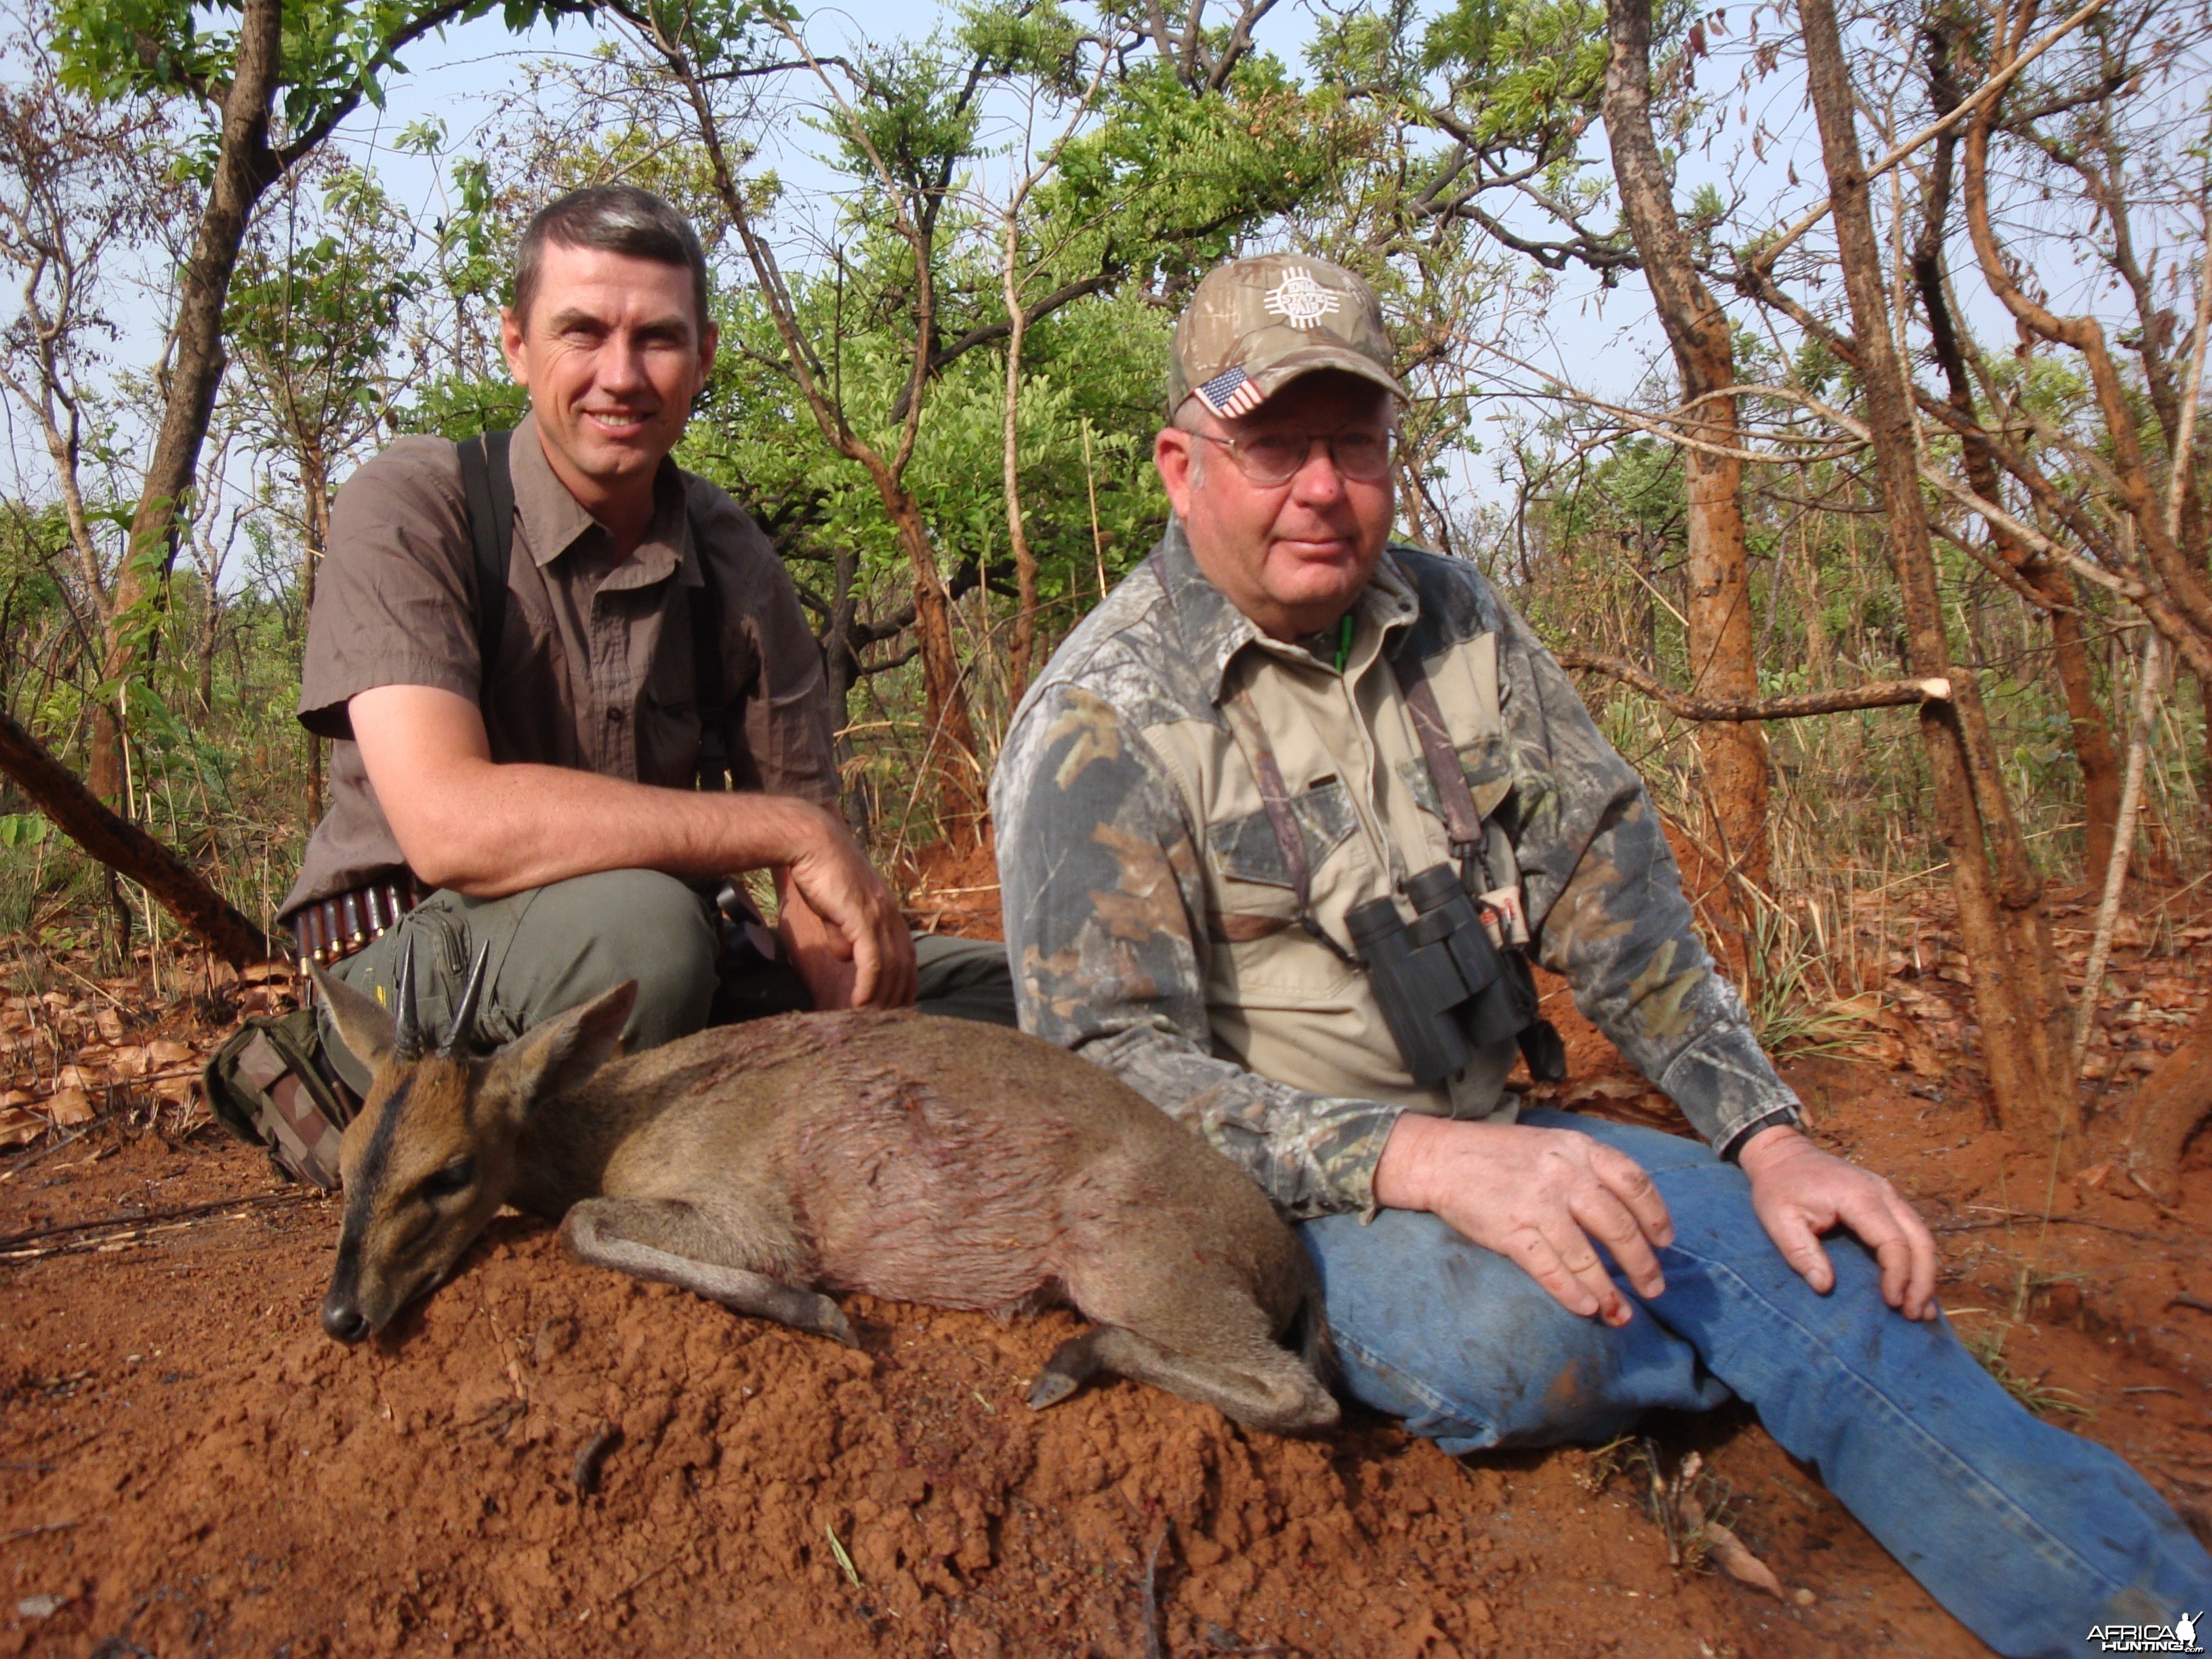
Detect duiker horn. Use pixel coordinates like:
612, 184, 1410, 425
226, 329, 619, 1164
441, 945, 490, 1059
391, 935, 424, 1061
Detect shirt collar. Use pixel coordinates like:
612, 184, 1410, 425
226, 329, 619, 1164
1151, 518, 1421, 706
509, 409, 695, 591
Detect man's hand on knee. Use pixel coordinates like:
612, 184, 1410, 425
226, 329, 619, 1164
775, 817, 917, 1009
1373, 1115, 1674, 1327
1736, 1126, 1940, 1321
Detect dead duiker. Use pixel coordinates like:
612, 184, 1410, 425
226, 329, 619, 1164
312, 949, 1337, 1434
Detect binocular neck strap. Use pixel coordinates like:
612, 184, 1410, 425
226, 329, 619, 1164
1220, 687, 1361, 967
1153, 560, 1354, 962
1389, 649, 1488, 855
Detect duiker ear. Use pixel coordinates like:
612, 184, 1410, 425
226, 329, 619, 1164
480, 981, 638, 1123
311, 962, 396, 1071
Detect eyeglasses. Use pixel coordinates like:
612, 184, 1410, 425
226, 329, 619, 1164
1187, 426, 1393, 487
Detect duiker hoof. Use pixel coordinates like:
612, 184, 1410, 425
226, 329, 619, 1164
813, 1299, 859, 1349
1025, 1368, 1082, 1412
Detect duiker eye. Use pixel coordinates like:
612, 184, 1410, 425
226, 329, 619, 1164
419, 1158, 476, 1201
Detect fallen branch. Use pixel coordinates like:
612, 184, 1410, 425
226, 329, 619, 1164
0, 1519, 79, 1546
1552, 649, 1950, 720
0, 706, 274, 966
0, 1126, 94, 1180
1931, 1214, 2172, 1245
0, 1189, 320, 1253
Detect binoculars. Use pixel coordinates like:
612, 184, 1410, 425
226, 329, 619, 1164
1346, 864, 1564, 1088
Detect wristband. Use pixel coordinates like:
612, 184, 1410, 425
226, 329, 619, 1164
1720, 1109, 1802, 1165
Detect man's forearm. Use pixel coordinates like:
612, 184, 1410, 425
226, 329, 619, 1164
388, 754, 834, 896
351, 682, 844, 895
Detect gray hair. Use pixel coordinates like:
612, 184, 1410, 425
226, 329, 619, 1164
512, 185, 710, 331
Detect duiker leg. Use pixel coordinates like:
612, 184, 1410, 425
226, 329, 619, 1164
562, 1197, 856, 1347
1027, 1322, 1338, 1434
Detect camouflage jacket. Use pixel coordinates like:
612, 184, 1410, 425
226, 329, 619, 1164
991, 525, 1801, 1218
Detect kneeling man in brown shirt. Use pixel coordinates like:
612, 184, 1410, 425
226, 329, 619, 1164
260, 185, 1008, 1180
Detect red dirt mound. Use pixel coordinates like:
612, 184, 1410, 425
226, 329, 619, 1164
5, 1130, 1994, 1659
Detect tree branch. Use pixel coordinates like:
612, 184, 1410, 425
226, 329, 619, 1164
0, 705, 272, 964
1553, 647, 1950, 720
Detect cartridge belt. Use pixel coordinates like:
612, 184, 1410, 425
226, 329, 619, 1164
290, 874, 427, 968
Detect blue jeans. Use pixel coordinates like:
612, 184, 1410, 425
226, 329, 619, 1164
1300, 1110, 2212, 1659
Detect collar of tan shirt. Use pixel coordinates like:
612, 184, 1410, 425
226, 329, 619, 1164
1154, 519, 1422, 708
508, 409, 705, 594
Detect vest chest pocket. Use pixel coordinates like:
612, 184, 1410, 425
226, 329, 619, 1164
1203, 777, 1358, 942
1397, 734, 1515, 840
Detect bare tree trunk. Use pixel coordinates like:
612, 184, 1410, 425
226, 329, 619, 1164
1961, 9, 2212, 653
301, 458, 329, 824
1911, 274, 2114, 889
882, 492, 986, 834
2049, 590, 2123, 874
992, 56, 1112, 708
2, 308, 124, 808
822, 539, 867, 837
1603, 0, 1769, 895
1912, 32, 2122, 874
197, 595, 220, 719
1000, 210, 1041, 705
92, 0, 284, 802
1801, 0, 2073, 1139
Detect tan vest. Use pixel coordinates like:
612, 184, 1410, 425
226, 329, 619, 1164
1139, 554, 1524, 1120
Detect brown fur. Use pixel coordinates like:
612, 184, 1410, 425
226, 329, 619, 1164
313, 977, 1338, 1434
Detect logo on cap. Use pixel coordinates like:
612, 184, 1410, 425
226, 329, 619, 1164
1263, 266, 1341, 329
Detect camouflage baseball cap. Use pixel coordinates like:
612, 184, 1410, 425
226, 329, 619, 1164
1168, 253, 1406, 419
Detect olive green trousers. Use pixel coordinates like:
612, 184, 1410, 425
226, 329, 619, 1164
319, 868, 1016, 1095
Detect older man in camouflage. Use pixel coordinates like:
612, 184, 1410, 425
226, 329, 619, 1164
993, 254, 2211, 1656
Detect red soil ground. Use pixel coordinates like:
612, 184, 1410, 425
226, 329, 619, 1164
0, 859, 2206, 1657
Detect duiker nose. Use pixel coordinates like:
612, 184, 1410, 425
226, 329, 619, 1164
321, 1294, 371, 1344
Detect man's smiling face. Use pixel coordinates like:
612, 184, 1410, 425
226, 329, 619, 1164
1155, 370, 1396, 642
499, 240, 716, 508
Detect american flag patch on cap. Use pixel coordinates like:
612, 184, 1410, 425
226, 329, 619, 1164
1194, 365, 1266, 418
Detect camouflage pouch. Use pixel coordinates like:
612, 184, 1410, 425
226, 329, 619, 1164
202, 1009, 358, 1190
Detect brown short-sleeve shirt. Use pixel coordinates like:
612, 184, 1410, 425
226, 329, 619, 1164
281, 412, 839, 920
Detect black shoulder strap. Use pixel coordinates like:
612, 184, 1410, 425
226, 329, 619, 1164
455, 430, 515, 696
690, 542, 727, 792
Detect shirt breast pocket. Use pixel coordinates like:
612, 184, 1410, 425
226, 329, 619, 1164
1204, 777, 1357, 945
